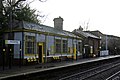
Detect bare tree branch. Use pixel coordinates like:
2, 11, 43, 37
28, 0, 35, 4
39, 0, 47, 2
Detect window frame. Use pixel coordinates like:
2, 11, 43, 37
63, 40, 68, 53
55, 39, 61, 53
25, 35, 35, 54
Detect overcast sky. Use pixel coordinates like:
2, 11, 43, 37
29, 0, 120, 36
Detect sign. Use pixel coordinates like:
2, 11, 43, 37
100, 50, 109, 56
5, 40, 20, 44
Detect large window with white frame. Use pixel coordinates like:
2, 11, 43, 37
55, 39, 68, 53
63, 40, 68, 53
25, 36, 35, 54
77, 42, 82, 53
55, 39, 61, 53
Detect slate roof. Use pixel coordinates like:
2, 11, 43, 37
22, 21, 79, 38
74, 29, 100, 39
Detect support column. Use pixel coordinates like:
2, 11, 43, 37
60, 37, 62, 61
73, 40, 76, 60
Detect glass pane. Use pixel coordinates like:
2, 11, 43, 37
25, 35, 35, 54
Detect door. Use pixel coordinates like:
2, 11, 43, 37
38, 43, 44, 63
38, 46, 42, 63
84, 46, 90, 58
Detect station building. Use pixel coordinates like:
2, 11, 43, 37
73, 27, 101, 58
2, 17, 82, 64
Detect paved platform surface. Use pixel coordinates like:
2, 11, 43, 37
0, 55, 120, 79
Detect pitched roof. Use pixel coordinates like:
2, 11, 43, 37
74, 29, 100, 39
22, 21, 79, 38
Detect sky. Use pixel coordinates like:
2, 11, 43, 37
28, 0, 120, 37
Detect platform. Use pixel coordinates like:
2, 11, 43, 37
0, 55, 120, 79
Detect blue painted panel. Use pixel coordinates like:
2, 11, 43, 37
46, 36, 54, 54
68, 39, 73, 47
14, 32, 22, 58
47, 36, 54, 49
36, 34, 45, 42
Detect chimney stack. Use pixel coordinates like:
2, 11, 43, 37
53, 16, 64, 30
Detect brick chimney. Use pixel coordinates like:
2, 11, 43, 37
53, 16, 64, 30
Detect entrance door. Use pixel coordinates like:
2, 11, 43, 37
84, 46, 90, 58
38, 46, 42, 63
38, 43, 44, 63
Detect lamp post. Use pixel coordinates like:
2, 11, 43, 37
8, 0, 26, 69
115, 47, 117, 55
105, 35, 108, 50
19, 41, 21, 68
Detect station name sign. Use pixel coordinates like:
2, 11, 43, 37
5, 40, 20, 44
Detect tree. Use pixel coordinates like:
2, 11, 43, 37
0, 0, 47, 67
14, 4, 40, 24
0, 0, 41, 30
0, 0, 3, 27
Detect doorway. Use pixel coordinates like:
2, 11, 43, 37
38, 43, 44, 63
84, 46, 90, 58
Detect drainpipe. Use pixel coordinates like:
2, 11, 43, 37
105, 35, 108, 50
45, 34, 48, 63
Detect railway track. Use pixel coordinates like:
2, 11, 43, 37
3, 58, 120, 80
59, 60, 120, 80
106, 70, 120, 80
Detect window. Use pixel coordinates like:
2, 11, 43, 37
63, 40, 68, 53
78, 42, 81, 51
55, 39, 68, 53
55, 39, 61, 53
25, 36, 35, 54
